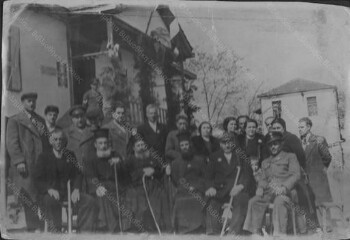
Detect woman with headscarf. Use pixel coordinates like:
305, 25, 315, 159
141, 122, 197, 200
191, 121, 220, 161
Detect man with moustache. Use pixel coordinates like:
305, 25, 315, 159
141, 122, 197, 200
170, 131, 206, 233
34, 129, 98, 232
236, 115, 249, 136
205, 132, 254, 235
6, 92, 46, 232
243, 132, 301, 238
42, 105, 60, 152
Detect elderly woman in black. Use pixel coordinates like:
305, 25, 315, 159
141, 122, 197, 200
191, 121, 220, 161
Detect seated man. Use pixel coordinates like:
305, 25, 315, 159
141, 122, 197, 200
85, 128, 131, 233
170, 131, 206, 234
205, 132, 254, 235
126, 138, 168, 233
243, 132, 301, 237
34, 128, 98, 232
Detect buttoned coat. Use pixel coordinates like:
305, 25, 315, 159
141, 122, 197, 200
304, 133, 332, 202
205, 150, 254, 200
6, 111, 45, 199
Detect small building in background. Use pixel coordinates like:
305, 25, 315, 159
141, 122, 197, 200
258, 78, 345, 216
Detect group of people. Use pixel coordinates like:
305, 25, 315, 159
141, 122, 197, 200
6, 91, 333, 238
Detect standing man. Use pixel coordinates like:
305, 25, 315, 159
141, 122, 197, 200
236, 115, 249, 136
205, 132, 254, 235
298, 117, 333, 231
137, 104, 168, 158
42, 105, 60, 152
64, 105, 88, 169
165, 113, 189, 163
170, 131, 206, 233
6, 92, 46, 232
103, 101, 132, 161
136, 104, 170, 231
34, 129, 98, 232
82, 78, 102, 113
243, 132, 301, 238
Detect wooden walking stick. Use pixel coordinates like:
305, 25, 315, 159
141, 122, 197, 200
114, 164, 123, 234
220, 166, 241, 237
67, 180, 72, 234
142, 174, 162, 236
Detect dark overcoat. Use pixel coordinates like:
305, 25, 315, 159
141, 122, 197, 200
191, 136, 220, 160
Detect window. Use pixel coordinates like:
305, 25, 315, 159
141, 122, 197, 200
307, 96, 318, 116
272, 100, 282, 118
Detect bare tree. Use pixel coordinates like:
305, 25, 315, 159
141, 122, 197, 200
185, 48, 245, 124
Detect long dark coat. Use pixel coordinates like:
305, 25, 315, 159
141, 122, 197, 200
304, 133, 332, 202
282, 131, 306, 169
126, 154, 171, 232
85, 151, 131, 232
170, 154, 206, 233
237, 133, 267, 167
165, 130, 182, 162
6, 111, 46, 200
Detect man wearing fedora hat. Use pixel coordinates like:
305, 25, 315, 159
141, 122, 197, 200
243, 132, 301, 237
6, 92, 46, 232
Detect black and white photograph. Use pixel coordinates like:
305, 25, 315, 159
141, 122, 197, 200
1, 0, 350, 239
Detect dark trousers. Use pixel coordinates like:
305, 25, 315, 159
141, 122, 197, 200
42, 193, 98, 232
19, 189, 43, 231
206, 192, 249, 235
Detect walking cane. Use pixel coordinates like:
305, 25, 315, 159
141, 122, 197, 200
142, 174, 162, 236
220, 166, 241, 237
67, 180, 72, 234
114, 164, 123, 234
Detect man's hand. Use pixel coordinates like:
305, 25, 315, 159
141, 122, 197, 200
205, 187, 217, 197
17, 163, 26, 174
109, 157, 121, 166
96, 186, 107, 197
165, 165, 171, 175
71, 189, 80, 204
256, 187, 264, 197
230, 184, 244, 197
143, 167, 155, 176
48, 189, 60, 200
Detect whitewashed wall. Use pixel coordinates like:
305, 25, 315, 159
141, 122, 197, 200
4, 10, 70, 118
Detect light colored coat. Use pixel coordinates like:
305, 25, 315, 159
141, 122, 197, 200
304, 133, 332, 202
6, 111, 45, 199
103, 120, 132, 160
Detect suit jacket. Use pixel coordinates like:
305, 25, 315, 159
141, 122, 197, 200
237, 133, 267, 167
6, 111, 45, 199
205, 150, 254, 199
191, 135, 220, 159
33, 150, 79, 199
304, 133, 332, 202
282, 131, 306, 169
136, 121, 168, 157
103, 120, 132, 160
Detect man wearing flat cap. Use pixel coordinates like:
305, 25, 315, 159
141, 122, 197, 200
85, 128, 131, 232
243, 132, 301, 237
6, 92, 46, 231
204, 132, 254, 235
170, 131, 206, 233
64, 105, 89, 169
